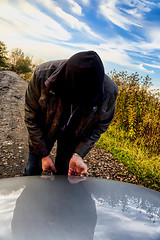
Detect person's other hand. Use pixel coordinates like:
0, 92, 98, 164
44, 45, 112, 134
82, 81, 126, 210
42, 156, 56, 173
68, 154, 87, 176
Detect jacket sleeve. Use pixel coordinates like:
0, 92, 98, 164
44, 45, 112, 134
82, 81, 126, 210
75, 88, 118, 158
25, 69, 49, 157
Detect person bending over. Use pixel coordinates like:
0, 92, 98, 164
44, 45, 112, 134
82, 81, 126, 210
23, 51, 118, 176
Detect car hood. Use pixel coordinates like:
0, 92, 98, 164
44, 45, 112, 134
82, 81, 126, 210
0, 176, 160, 240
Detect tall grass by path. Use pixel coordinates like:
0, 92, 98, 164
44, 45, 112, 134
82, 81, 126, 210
110, 70, 160, 155
96, 124, 160, 192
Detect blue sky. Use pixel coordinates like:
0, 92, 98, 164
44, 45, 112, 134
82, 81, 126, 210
0, 0, 160, 89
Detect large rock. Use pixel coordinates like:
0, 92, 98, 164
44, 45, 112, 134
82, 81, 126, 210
0, 71, 28, 178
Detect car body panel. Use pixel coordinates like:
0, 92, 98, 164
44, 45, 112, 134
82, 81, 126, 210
0, 176, 160, 240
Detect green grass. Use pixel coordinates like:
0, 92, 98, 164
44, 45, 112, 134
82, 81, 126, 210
96, 124, 160, 191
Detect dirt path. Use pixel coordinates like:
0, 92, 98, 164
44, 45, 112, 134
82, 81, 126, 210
0, 71, 139, 185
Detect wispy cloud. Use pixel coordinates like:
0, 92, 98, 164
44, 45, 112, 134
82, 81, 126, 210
58, 40, 155, 74
0, 0, 71, 41
138, 64, 154, 74
33, 0, 102, 40
143, 63, 160, 70
57, 40, 138, 68
66, 0, 83, 15
98, 0, 142, 30
98, 0, 158, 31
138, 27, 160, 51
96, 0, 160, 75
0, 0, 160, 87
54, 7, 102, 39
122, 0, 154, 17
79, 0, 90, 6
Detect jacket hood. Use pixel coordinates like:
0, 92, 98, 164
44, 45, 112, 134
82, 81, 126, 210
45, 51, 106, 106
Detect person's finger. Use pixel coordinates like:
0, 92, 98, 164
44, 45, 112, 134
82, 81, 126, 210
78, 163, 87, 174
45, 164, 56, 173
68, 169, 73, 176
51, 165, 57, 173
68, 168, 80, 176
81, 167, 87, 174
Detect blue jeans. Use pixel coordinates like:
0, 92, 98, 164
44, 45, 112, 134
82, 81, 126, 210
23, 154, 42, 176
23, 136, 76, 176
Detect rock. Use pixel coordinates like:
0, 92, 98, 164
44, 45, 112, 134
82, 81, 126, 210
0, 71, 28, 178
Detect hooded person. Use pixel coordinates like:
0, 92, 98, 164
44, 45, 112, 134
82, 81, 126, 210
24, 51, 118, 176
46, 51, 106, 106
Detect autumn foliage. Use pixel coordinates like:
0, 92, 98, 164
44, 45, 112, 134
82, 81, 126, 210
109, 70, 160, 154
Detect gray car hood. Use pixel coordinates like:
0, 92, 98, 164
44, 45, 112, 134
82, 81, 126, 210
0, 176, 160, 240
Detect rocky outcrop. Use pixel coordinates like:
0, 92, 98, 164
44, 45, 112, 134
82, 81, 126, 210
0, 71, 28, 178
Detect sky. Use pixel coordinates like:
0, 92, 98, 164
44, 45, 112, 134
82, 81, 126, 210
0, 0, 160, 89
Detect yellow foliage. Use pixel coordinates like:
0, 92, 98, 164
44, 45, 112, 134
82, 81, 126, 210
110, 70, 160, 154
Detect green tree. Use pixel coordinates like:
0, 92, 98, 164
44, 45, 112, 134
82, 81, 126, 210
9, 48, 24, 71
0, 41, 8, 70
15, 56, 33, 74
8, 48, 34, 80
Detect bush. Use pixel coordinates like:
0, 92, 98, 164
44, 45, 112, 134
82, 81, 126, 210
109, 70, 160, 154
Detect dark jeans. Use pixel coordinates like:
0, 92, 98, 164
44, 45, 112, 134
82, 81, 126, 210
23, 139, 75, 176
23, 154, 42, 176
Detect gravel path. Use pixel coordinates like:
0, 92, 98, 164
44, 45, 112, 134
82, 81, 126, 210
0, 71, 139, 185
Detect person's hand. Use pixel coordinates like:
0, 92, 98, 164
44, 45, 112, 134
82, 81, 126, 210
68, 154, 87, 176
42, 156, 56, 173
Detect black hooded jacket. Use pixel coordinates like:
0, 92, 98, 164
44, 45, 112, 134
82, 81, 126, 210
45, 51, 106, 106
25, 51, 118, 158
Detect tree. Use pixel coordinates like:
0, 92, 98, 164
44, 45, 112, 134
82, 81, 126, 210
15, 56, 33, 74
0, 41, 8, 70
9, 48, 24, 71
9, 48, 34, 76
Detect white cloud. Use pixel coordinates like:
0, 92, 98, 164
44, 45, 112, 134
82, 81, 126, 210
0, 0, 157, 75
33, 0, 102, 40
56, 41, 135, 67
0, 0, 159, 86
98, 0, 142, 30
4, 36, 78, 61
55, 6, 102, 39
139, 27, 160, 51
123, 0, 152, 15
77, 0, 90, 6
98, 0, 159, 31
66, 0, 83, 15
143, 63, 160, 70
80, 0, 90, 5
0, 0, 71, 41
56, 39, 158, 74
123, 8, 143, 18
138, 64, 154, 74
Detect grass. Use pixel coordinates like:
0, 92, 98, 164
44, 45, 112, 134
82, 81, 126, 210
96, 124, 160, 192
